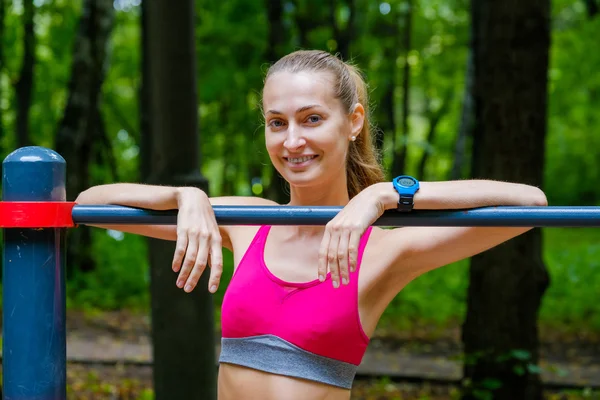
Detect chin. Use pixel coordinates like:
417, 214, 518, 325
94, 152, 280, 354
279, 168, 323, 188
283, 175, 318, 188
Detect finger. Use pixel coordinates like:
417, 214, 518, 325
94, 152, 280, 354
337, 229, 351, 285
185, 230, 211, 292
184, 257, 206, 292
177, 234, 198, 289
348, 229, 362, 273
318, 229, 331, 282
172, 233, 188, 273
208, 235, 223, 293
328, 231, 341, 289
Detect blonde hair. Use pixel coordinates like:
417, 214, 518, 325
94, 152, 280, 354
265, 50, 385, 198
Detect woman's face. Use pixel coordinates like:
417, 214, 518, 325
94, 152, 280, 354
263, 71, 361, 189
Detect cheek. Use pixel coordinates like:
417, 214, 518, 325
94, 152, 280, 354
264, 133, 282, 155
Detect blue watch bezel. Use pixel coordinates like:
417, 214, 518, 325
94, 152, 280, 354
392, 175, 420, 212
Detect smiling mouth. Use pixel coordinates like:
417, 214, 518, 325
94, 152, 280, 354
284, 155, 318, 164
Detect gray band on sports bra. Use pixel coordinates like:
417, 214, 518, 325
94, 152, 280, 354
219, 335, 358, 389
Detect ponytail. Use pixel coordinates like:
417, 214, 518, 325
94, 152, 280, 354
343, 64, 386, 198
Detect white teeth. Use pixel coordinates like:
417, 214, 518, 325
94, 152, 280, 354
288, 156, 314, 163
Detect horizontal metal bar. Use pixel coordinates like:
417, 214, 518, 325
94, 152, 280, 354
71, 205, 600, 227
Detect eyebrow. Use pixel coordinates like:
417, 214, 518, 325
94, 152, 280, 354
266, 104, 322, 115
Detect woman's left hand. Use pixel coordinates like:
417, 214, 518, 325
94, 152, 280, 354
317, 185, 386, 288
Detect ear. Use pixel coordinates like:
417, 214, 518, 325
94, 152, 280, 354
349, 103, 365, 139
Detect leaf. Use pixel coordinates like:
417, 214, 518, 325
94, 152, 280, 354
526, 363, 543, 375
510, 349, 532, 361
513, 365, 526, 376
480, 378, 503, 390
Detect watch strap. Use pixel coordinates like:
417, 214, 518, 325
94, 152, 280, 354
397, 194, 414, 212
392, 175, 419, 212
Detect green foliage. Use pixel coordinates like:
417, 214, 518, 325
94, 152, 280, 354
546, 1, 600, 206
67, 229, 150, 310
0, 0, 598, 334
1, 1, 81, 155
0, 0, 597, 198
461, 349, 545, 399
374, 227, 600, 332
539, 228, 600, 329
102, 6, 141, 183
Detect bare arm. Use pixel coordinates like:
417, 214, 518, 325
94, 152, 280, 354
316, 179, 547, 291
76, 183, 276, 293
393, 179, 547, 211
75, 183, 275, 249
372, 180, 548, 284
75, 183, 198, 242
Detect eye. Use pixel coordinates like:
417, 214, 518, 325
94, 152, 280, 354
306, 115, 322, 124
267, 119, 285, 129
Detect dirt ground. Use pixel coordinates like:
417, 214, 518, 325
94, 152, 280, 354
36, 363, 600, 400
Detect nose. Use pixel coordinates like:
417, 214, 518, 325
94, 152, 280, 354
283, 124, 306, 152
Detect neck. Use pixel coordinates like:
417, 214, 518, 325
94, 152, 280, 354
283, 172, 350, 237
288, 175, 350, 207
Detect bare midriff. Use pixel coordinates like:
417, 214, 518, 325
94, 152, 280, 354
218, 364, 351, 400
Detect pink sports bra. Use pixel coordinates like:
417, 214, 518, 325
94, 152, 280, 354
219, 225, 373, 389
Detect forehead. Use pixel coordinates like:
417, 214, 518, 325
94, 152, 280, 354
263, 71, 340, 113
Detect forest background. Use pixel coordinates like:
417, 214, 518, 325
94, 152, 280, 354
0, 0, 599, 398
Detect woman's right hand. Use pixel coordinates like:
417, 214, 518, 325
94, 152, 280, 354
171, 187, 223, 294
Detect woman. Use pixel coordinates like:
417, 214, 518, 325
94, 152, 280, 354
76, 50, 547, 400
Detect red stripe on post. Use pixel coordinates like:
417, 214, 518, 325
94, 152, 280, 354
0, 202, 76, 228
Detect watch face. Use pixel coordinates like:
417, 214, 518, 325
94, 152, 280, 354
398, 177, 416, 187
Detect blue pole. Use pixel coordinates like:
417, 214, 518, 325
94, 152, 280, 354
2, 147, 67, 400
71, 205, 600, 227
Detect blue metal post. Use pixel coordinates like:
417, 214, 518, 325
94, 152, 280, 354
2, 147, 67, 400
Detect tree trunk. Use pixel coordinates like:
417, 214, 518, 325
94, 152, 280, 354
330, 0, 356, 61
374, 7, 399, 157
265, 0, 289, 203
140, 0, 151, 181
55, 0, 114, 274
391, 0, 412, 177
219, 99, 236, 196
265, 0, 284, 64
294, 1, 317, 50
14, 0, 34, 148
143, 0, 216, 398
461, 0, 551, 398
450, 49, 474, 180
584, 0, 598, 18
0, 0, 5, 151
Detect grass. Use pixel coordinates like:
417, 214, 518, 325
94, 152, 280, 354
65, 227, 600, 334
